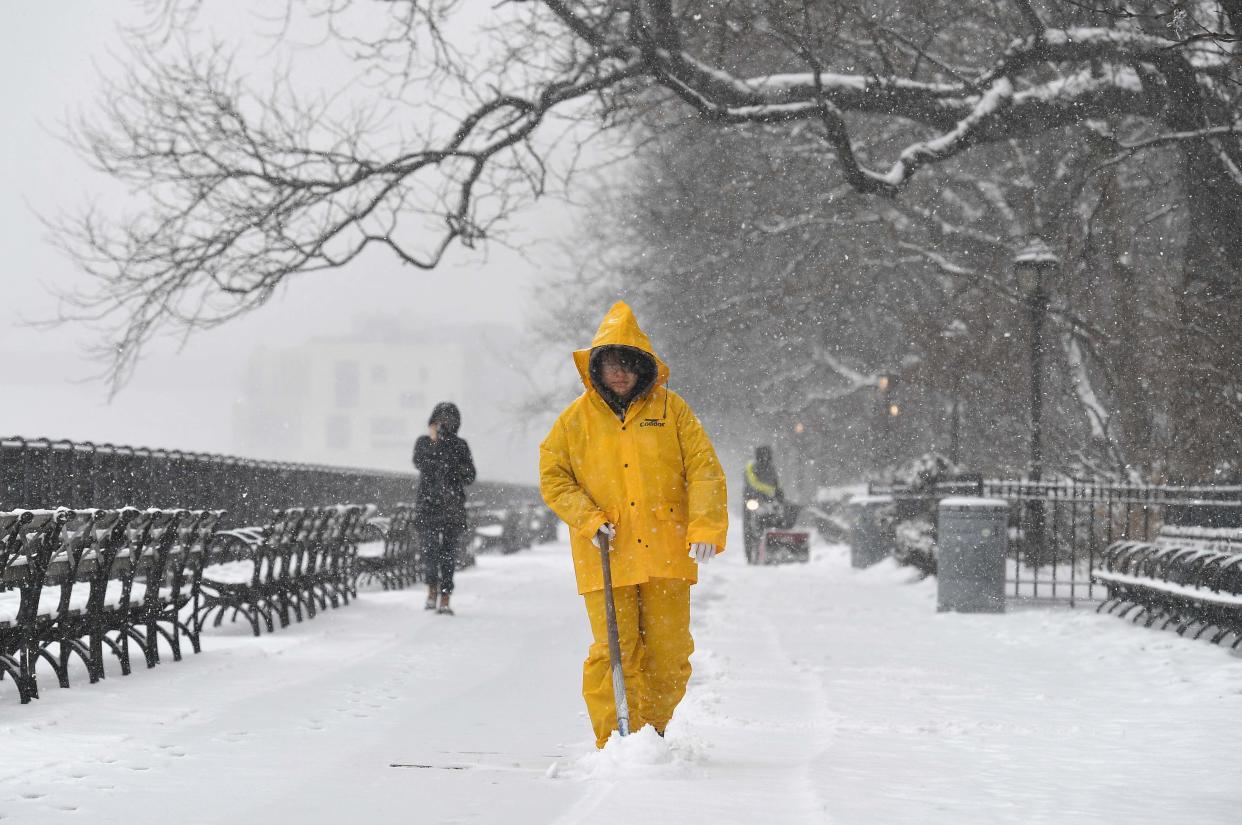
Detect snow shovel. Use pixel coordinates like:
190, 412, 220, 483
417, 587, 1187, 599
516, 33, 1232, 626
597, 531, 631, 738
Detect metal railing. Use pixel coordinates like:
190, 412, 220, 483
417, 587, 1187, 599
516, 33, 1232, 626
0, 436, 540, 528
984, 481, 1242, 604
867, 478, 1242, 604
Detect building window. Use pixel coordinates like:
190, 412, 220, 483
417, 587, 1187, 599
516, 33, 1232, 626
370, 417, 405, 437
371, 364, 388, 383
398, 391, 422, 410
326, 415, 351, 450
334, 361, 360, 408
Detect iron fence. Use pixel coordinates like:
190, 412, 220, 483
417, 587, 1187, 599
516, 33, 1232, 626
984, 481, 1242, 604
0, 436, 540, 529
867, 478, 1242, 604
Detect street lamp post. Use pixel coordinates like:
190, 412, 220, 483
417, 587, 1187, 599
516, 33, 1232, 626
1013, 238, 1059, 563
940, 320, 968, 466
793, 420, 808, 501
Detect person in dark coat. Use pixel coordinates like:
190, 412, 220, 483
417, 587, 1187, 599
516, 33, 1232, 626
413, 402, 476, 615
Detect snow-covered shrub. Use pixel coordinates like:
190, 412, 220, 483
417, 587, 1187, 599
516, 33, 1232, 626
883, 453, 962, 574
894, 518, 936, 576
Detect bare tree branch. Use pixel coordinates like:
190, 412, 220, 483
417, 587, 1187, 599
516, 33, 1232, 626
56, 0, 1242, 403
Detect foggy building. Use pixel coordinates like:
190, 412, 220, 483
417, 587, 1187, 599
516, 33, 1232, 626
231, 316, 538, 482
233, 334, 466, 472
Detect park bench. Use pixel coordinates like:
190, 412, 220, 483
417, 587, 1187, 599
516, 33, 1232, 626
466, 503, 514, 554
196, 505, 364, 637
467, 503, 553, 555
1093, 519, 1242, 646
0, 509, 69, 702
0, 507, 221, 703
0, 492, 540, 704
354, 503, 419, 591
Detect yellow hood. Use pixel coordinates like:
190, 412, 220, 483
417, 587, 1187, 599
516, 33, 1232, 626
573, 301, 670, 392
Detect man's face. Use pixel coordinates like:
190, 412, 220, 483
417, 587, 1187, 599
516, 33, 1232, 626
600, 355, 638, 397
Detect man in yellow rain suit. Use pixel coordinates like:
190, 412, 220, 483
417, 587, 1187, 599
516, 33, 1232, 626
540, 301, 728, 748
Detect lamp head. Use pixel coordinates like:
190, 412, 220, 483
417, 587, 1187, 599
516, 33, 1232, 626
1013, 238, 1060, 295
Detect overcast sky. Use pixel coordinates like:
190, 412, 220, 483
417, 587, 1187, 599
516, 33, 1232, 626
0, 4, 590, 483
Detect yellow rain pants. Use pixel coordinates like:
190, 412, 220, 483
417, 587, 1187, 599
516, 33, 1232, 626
582, 577, 693, 749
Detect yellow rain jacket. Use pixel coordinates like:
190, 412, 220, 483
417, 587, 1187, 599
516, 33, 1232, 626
539, 302, 728, 594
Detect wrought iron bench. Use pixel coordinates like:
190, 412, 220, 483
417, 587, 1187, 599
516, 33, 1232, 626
1093, 522, 1242, 646
467, 504, 538, 555
0, 507, 222, 703
354, 503, 419, 591
0, 509, 69, 702
195, 505, 364, 637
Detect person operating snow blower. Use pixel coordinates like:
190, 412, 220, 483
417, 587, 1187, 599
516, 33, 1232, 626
540, 301, 728, 749
743, 445, 784, 564
742, 445, 809, 564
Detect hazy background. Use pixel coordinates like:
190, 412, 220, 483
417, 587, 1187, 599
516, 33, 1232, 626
0, 4, 587, 484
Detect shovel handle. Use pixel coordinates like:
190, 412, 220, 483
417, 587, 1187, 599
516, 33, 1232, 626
598, 532, 630, 737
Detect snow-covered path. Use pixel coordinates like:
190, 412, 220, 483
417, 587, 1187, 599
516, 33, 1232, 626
3, 538, 1241, 824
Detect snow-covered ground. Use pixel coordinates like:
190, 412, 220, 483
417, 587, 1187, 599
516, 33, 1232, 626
3, 535, 1241, 824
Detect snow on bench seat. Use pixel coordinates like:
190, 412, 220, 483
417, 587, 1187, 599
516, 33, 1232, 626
1091, 569, 1242, 608
201, 559, 256, 585
0, 580, 150, 623
355, 540, 387, 559
1154, 524, 1242, 552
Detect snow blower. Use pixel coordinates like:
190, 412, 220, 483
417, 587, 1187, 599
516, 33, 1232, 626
745, 499, 810, 565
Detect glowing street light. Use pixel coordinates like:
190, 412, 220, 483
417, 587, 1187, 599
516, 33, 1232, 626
873, 372, 900, 473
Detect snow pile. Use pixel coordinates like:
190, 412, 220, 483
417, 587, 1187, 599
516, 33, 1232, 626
548, 725, 705, 780
852, 554, 932, 586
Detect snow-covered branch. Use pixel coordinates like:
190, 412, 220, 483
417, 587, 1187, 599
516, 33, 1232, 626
57, 0, 1242, 396
1061, 333, 1110, 442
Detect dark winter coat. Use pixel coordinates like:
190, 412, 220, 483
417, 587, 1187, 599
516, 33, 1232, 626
413, 422, 476, 529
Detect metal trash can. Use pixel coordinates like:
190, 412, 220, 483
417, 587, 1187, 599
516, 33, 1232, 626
936, 497, 1008, 613
849, 495, 894, 569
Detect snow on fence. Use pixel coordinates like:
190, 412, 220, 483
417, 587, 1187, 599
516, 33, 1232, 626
0, 435, 411, 529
